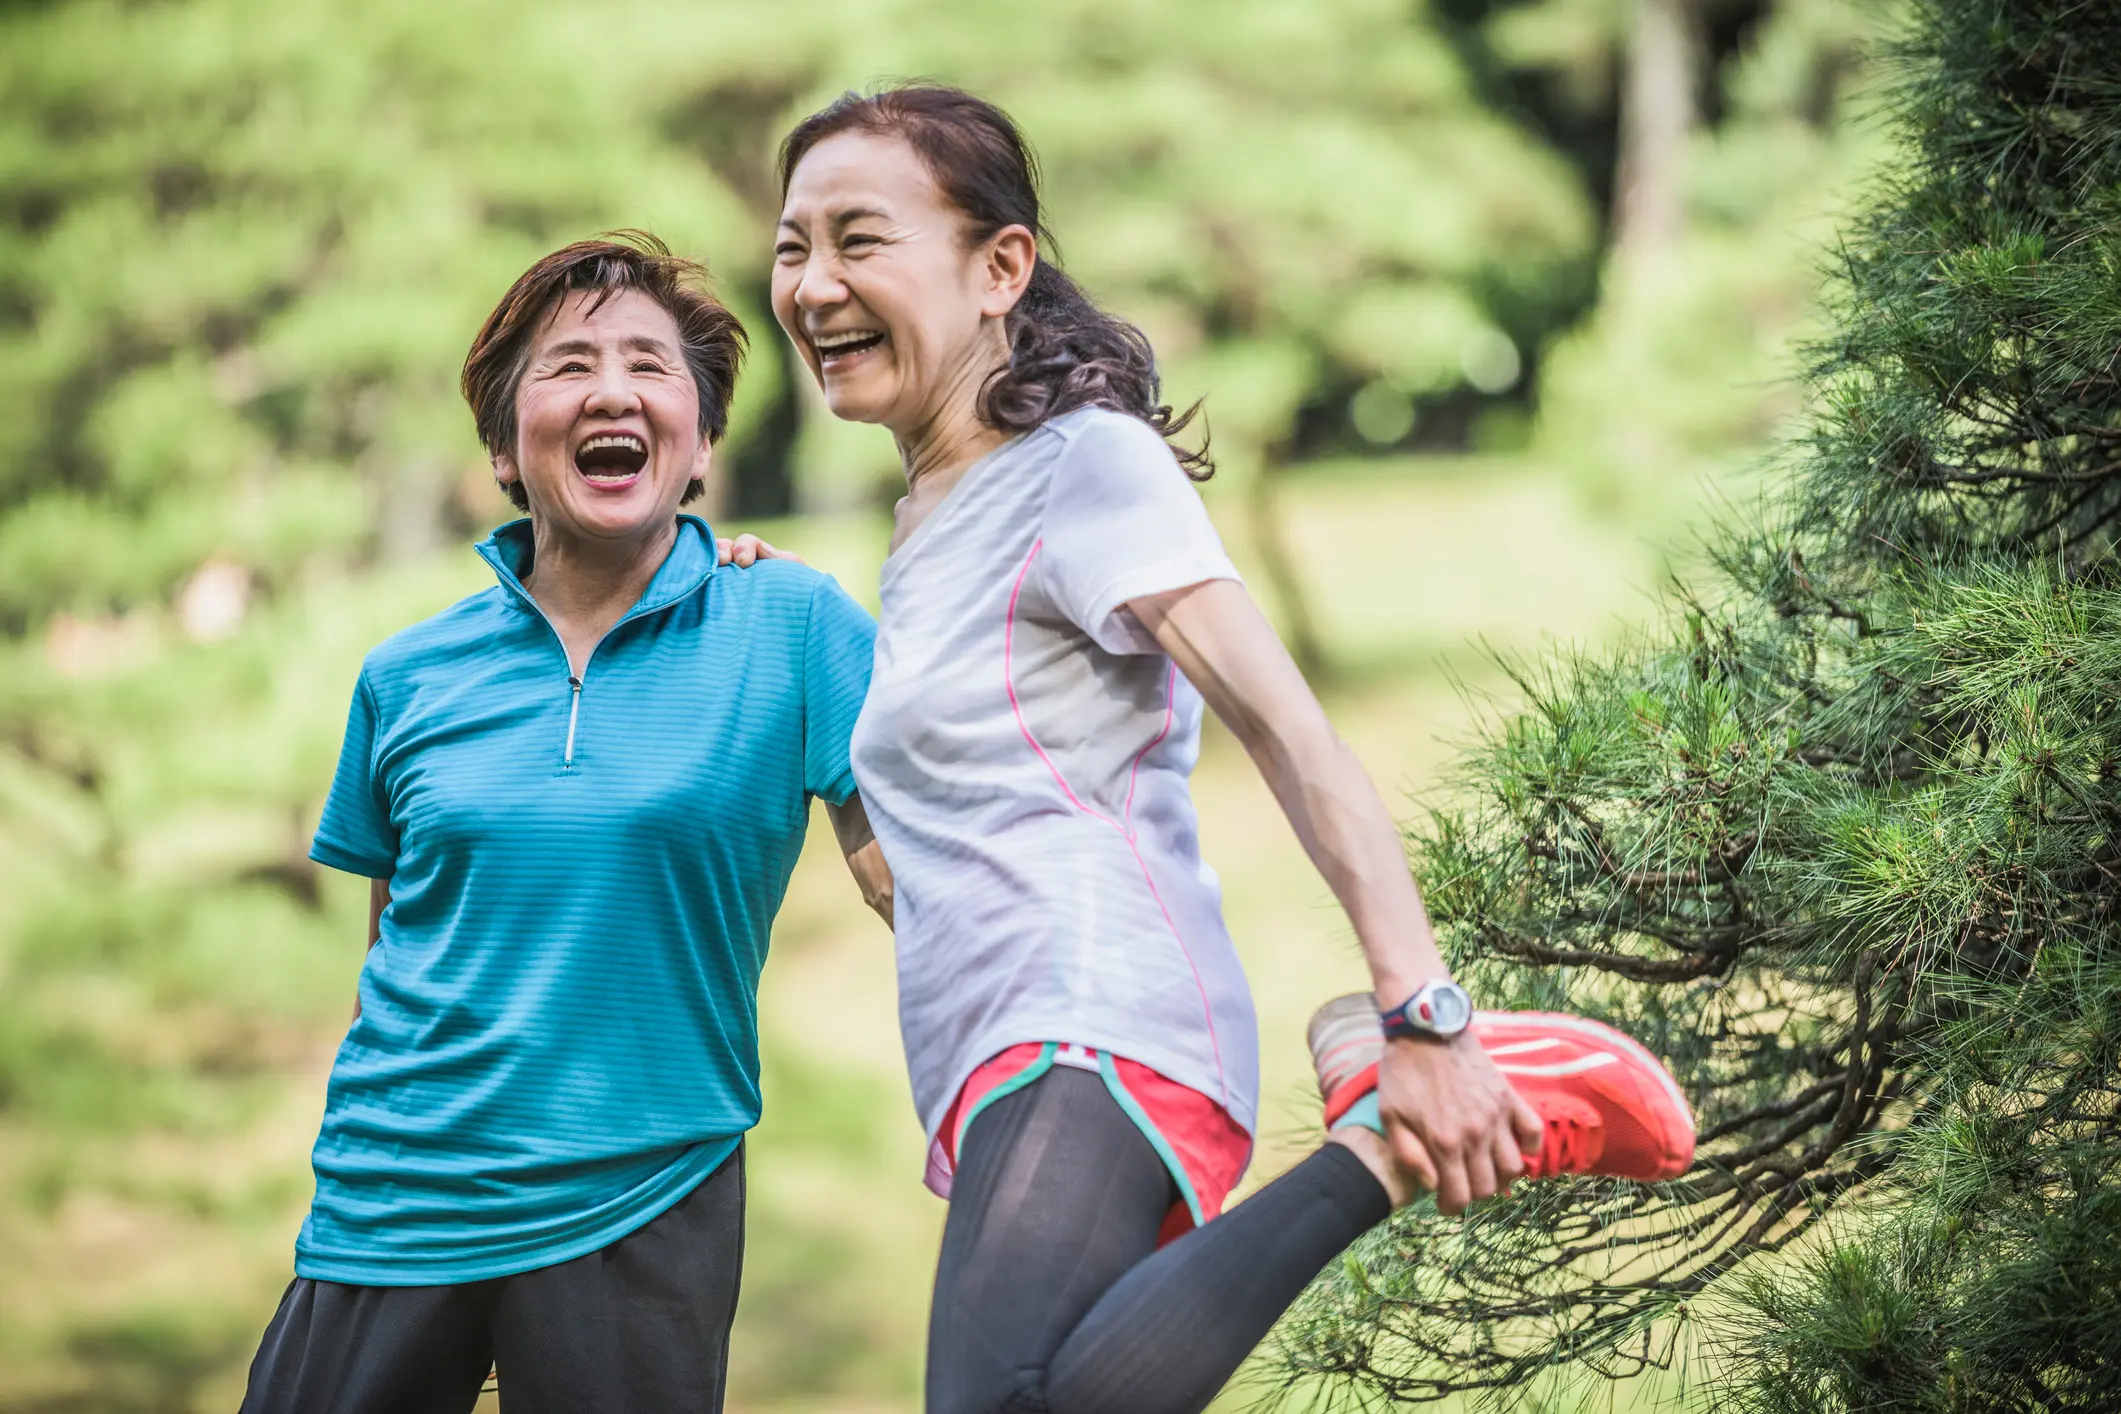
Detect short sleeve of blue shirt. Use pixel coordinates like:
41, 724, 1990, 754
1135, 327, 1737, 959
805, 576, 877, 807
311, 673, 397, 878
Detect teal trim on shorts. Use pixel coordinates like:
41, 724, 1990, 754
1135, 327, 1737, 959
1096, 1052, 1206, 1228
956, 1042, 1060, 1150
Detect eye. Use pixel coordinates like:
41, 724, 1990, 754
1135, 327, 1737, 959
842, 233, 879, 252
630, 360, 668, 374
556, 360, 592, 374
774, 241, 806, 261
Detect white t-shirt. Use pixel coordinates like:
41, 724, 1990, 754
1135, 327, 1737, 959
850, 406, 1260, 1157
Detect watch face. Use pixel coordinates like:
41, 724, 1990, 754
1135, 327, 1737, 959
1425, 983, 1472, 1034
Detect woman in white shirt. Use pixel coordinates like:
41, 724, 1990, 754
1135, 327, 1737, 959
766, 84, 1695, 1414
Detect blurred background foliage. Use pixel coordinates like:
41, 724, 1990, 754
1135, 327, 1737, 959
1275, 2, 2121, 1408
0, 0, 1893, 1408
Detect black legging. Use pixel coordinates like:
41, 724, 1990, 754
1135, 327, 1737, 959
928, 1064, 1390, 1414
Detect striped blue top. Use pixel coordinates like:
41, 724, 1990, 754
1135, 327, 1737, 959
299, 516, 875, 1285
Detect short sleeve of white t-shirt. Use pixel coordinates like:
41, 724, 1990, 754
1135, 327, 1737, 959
1036, 411, 1242, 655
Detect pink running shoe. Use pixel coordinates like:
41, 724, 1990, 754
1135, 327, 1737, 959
1306, 995, 1696, 1183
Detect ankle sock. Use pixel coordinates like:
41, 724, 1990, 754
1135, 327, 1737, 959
1331, 1090, 1382, 1135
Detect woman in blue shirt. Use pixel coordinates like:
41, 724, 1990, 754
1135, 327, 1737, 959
239, 233, 888, 1414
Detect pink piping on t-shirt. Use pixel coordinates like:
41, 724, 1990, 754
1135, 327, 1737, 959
1003, 539, 1230, 1109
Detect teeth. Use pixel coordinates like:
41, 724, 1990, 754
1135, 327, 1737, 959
813, 330, 882, 352
580, 434, 645, 453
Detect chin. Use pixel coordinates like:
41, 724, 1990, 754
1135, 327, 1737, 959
820, 379, 893, 427
554, 492, 669, 539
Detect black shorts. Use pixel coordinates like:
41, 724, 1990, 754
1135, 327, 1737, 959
240, 1144, 745, 1414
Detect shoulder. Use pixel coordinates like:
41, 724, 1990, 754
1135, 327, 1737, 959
713, 556, 829, 612
359, 587, 512, 685
1043, 408, 1187, 495
727, 556, 826, 591
1038, 408, 1197, 522
1045, 405, 1178, 462
714, 559, 875, 632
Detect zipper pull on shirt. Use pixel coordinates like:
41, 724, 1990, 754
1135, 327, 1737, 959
564, 675, 583, 767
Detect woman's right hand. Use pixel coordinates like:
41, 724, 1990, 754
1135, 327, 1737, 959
1375, 1030, 1543, 1214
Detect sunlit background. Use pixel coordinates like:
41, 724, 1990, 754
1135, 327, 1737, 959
0, 0, 1894, 1407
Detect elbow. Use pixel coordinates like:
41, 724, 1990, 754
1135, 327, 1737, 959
862, 877, 895, 930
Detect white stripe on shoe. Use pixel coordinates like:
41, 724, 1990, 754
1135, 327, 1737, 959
1493, 1053, 1621, 1078
1484, 1037, 1565, 1057
1476, 1010, 1695, 1134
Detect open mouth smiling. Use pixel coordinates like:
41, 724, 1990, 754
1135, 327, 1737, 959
574, 432, 649, 485
812, 328, 886, 367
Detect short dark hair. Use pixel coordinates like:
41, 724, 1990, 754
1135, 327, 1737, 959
461, 231, 748, 510
777, 85, 1210, 479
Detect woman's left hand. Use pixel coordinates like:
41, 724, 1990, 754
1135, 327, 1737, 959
716, 533, 804, 567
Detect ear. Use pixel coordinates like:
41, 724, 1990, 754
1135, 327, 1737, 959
979, 224, 1038, 319
492, 450, 521, 495
689, 437, 714, 499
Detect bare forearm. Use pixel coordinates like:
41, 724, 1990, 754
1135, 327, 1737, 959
828, 796, 894, 929
1137, 577, 1540, 1212
1241, 720, 1448, 1002
846, 840, 894, 928
1136, 580, 1449, 1003
355, 877, 388, 1022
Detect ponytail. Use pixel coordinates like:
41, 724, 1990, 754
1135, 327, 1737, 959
778, 84, 1212, 478
984, 261, 1210, 478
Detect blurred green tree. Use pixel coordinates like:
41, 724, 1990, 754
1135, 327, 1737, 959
567, 0, 1617, 669
1524, 0, 1890, 549
0, 0, 1599, 648
1271, 1, 2121, 1408
0, 0, 1608, 1401
888, 0, 1598, 675
0, 0, 768, 632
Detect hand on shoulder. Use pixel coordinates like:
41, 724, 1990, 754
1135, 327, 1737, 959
716, 533, 805, 568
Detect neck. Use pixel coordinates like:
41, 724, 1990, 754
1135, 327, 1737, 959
897, 410, 1011, 493
521, 515, 679, 631
893, 329, 1015, 493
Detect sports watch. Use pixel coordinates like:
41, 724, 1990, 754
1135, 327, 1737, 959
1380, 979, 1473, 1042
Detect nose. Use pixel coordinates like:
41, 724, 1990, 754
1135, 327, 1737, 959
584, 354, 641, 416
792, 250, 849, 315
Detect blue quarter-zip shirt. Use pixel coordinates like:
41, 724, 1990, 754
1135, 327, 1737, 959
299, 516, 876, 1284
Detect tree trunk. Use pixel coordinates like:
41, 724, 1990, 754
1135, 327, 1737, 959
724, 275, 801, 520
1612, 0, 1701, 262
671, 79, 809, 521
1248, 449, 1330, 683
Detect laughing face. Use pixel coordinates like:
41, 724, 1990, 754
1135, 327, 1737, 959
493, 288, 710, 547
771, 131, 1025, 438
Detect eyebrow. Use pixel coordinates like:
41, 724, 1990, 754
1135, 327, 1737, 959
777, 205, 890, 233
539, 334, 680, 358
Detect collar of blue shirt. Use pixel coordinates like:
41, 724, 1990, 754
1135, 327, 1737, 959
475, 514, 721, 625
